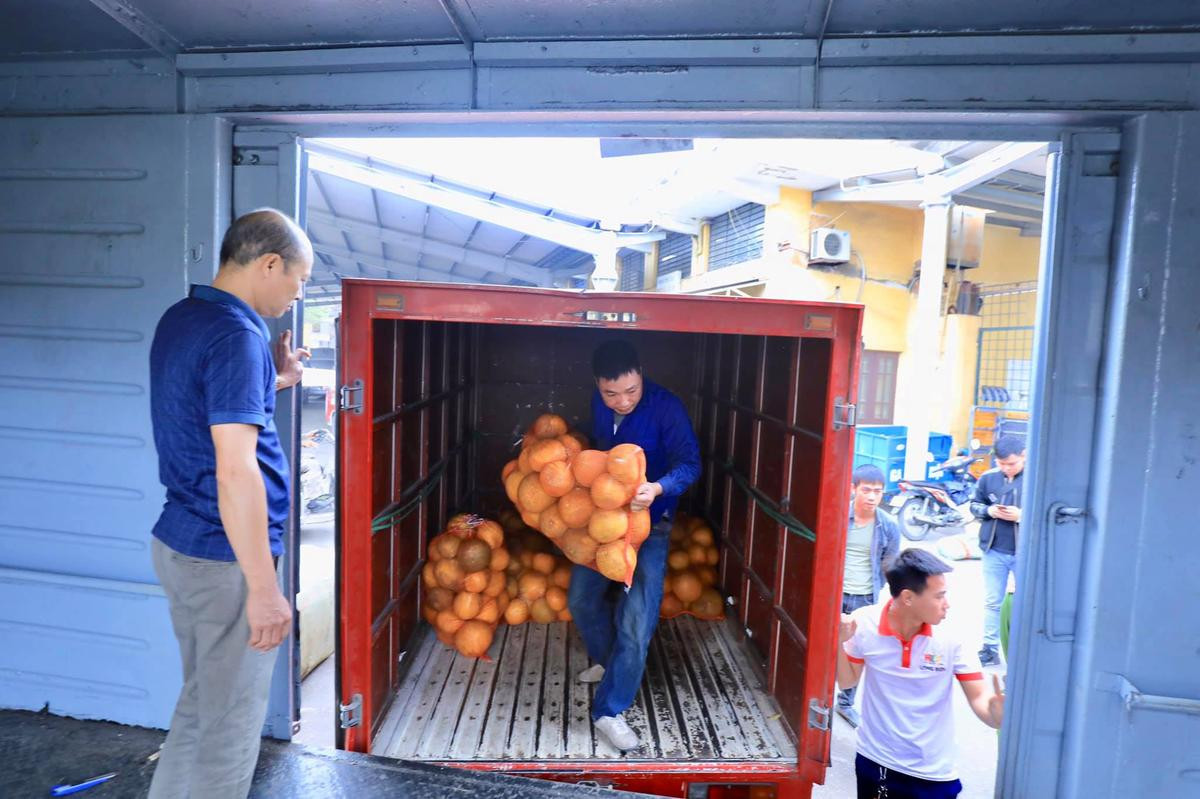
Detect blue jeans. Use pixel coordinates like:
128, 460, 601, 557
568, 526, 669, 720
837, 592, 875, 708
982, 549, 1017, 647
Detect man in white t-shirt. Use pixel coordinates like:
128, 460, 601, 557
837, 549, 1004, 798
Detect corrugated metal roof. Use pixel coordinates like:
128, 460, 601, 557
303, 156, 566, 302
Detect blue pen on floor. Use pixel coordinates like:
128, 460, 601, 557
50, 772, 116, 796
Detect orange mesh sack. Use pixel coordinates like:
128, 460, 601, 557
501, 412, 649, 587
497, 523, 574, 626
421, 513, 508, 660
659, 513, 725, 620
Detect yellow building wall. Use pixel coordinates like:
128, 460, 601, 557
756, 189, 1040, 448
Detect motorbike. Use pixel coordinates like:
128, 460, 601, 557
889, 448, 985, 541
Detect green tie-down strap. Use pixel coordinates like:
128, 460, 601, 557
370, 460, 448, 533
723, 462, 817, 543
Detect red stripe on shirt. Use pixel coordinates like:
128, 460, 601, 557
847, 655, 865, 664
955, 671, 984, 682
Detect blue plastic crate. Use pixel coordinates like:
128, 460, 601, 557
853, 426, 954, 492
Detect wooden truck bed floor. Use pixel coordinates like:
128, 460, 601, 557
372, 616, 798, 763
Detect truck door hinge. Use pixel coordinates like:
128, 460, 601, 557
339, 380, 364, 414
808, 699, 831, 731
339, 693, 363, 729
832, 397, 856, 430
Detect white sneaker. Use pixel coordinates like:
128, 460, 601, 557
594, 713, 640, 751
578, 664, 605, 684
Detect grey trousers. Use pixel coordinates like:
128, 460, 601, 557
149, 537, 279, 799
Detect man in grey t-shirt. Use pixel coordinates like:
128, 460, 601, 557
835, 464, 901, 727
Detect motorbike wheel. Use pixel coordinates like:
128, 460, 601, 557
898, 496, 936, 541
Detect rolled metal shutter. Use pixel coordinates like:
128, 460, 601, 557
619, 249, 644, 291
657, 231, 692, 279
708, 202, 764, 270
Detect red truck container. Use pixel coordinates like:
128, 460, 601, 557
336, 279, 862, 798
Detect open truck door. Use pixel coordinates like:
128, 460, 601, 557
335, 280, 860, 796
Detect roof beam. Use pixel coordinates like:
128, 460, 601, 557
306, 149, 665, 257
956, 185, 1044, 213
813, 142, 1048, 204
955, 195, 1044, 222
308, 210, 552, 286
647, 215, 703, 236
437, 0, 485, 47
933, 142, 1049, 195
313, 243, 480, 284
725, 178, 781, 208
87, 0, 181, 60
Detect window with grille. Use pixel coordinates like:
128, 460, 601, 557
974, 282, 1037, 411
858, 350, 900, 424
708, 202, 765, 271
657, 231, 692, 280
619, 249, 644, 291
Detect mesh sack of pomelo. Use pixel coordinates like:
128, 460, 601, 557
420, 513, 509, 659
498, 526, 574, 626
502, 412, 650, 587
659, 513, 725, 620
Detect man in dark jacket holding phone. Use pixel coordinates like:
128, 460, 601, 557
969, 435, 1025, 667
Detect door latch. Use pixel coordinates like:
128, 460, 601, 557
566, 310, 637, 323
832, 397, 856, 430
339, 693, 363, 729
1052, 504, 1085, 524
808, 699, 831, 731
339, 380, 364, 414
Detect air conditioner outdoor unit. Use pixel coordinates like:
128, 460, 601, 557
809, 227, 851, 265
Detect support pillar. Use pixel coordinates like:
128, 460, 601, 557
904, 199, 951, 480
588, 244, 620, 291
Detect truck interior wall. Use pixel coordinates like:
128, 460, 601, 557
364, 317, 832, 749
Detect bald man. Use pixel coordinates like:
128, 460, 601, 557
148, 209, 313, 799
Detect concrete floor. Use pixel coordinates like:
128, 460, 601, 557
813, 523, 1005, 799
0, 709, 656, 798
296, 398, 338, 747
294, 647, 337, 748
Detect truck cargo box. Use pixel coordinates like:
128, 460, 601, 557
337, 280, 862, 798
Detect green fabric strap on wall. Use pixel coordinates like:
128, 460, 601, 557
370, 460, 448, 532
724, 462, 816, 543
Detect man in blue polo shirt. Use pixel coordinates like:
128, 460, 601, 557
148, 209, 312, 799
567, 340, 701, 752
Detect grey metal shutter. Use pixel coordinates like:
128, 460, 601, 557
619, 249, 644, 291
708, 202, 764, 270
657, 231, 692, 279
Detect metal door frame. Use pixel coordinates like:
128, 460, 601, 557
230, 128, 306, 740
231, 110, 1126, 792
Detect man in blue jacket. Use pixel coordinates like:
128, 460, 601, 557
835, 464, 901, 728
567, 340, 701, 752
969, 435, 1025, 667
148, 209, 312, 798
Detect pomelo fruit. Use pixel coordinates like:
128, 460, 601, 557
454, 620, 494, 658
571, 450, 608, 488
596, 540, 636, 582
518, 473, 556, 513
557, 488, 595, 528
590, 473, 631, 510
588, 508, 629, 544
